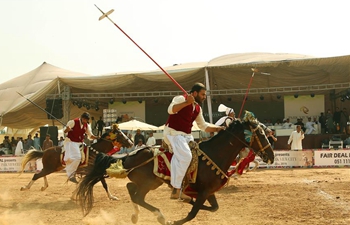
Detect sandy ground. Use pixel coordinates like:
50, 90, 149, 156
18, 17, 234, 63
0, 168, 350, 225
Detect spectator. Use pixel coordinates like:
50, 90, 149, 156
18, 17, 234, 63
96, 116, 105, 137
267, 129, 277, 149
2, 136, 11, 152
14, 137, 24, 155
274, 119, 282, 126
340, 108, 349, 134
282, 118, 293, 129
91, 116, 97, 135
33, 133, 40, 150
134, 129, 145, 146
333, 107, 341, 133
118, 145, 135, 155
146, 132, 156, 146
135, 139, 146, 149
287, 125, 304, 151
319, 112, 327, 134
305, 117, 316, 134
23, 134, 34, 152
42, 134, 53, 150
295, 118, 305, 132
265, 119, 273, 127
326, 109, 335, 134
58, 136, 64, 147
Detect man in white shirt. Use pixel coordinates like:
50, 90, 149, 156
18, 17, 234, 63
146, 132, 156, 146
305, 117, 316, 134
282, 118, 293, 129
287, 125, 305, 150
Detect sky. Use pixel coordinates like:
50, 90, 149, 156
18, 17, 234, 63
1, 0, 350, 85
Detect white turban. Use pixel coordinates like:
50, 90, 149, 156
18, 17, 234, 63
218, 104, 235, 116
226, 108, 234, 116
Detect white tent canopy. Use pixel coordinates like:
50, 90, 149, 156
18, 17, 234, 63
1, 52, 350, 130
117, 119, 160, 131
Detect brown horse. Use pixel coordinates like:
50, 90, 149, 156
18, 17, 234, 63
76, 111, 275, 224
19, 129, 132, 200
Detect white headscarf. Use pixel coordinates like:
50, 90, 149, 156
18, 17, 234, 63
218, 104, 235, 116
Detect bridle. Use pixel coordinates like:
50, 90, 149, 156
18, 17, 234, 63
225, 121, 271, 155
91, 128, 134, 151
248, 124, 272, 156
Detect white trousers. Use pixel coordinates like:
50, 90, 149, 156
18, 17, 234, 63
306, 127, 315, 134
63, 141, 81, 178
167, 134, 193, 189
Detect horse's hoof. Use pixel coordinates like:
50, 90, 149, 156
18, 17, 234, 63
131, 214, 138, 224
109, 196, 119, 201
40, 187, 47, 191
20, 187, 28, 191
157, 216, 166, 225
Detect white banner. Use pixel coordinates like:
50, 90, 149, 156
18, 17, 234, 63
284, 95, 324, 122
314, 150, 350, 166
0, 156, 24, 172
251, 150, 313, 168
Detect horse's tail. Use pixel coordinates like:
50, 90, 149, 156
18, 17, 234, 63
76, 152, 118, 216
20, 149, 43, 174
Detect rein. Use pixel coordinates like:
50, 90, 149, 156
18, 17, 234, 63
223, 123, 271, 154
249, 125, 271, 152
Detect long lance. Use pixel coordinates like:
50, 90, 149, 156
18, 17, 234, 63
237, 68, 271, 118
16, 92, 66, 126
94, 5, 188, 96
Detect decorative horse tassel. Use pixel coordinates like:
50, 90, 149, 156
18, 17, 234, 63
106, 160, 128, 178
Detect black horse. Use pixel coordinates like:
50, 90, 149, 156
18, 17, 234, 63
76, 111, 274, 224
20, 129, 132, 200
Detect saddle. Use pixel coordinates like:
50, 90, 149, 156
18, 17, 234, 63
60, 143, 89, 167
153, 140, 199, 185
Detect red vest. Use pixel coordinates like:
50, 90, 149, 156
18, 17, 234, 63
67, 118, 87, 142
166, 103, 201, 134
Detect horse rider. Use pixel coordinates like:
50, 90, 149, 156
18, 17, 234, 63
163, 82, 225, 201
63, 112, 98, 183
215, 104, 235, 127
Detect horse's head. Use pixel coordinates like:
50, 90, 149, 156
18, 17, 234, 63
239, 111, 274, 164
91, 128, 133, 153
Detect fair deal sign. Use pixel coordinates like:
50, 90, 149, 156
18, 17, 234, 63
314, 150, 350, 166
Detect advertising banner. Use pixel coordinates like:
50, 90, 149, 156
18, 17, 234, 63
314, 150, 350, 166
250, 150, 313, 168
284, 95, 324, 122
0, 156, 24, 172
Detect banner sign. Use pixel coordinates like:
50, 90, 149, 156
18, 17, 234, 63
250, 150, 313, 168
314, 150, 350, 166
0, 156, 24, 172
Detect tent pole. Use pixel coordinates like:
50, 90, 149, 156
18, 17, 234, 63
205, 68, 213, 124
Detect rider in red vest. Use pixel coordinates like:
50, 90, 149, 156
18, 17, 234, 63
63, 112, 98, 183
164, 82, 225, 201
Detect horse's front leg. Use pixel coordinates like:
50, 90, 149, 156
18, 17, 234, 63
101, 177, 119, 200
188, 194, 219, 212
20, 180, 35, 191
167, 192, 208, 225
40, 176, 48, 191
247, 160, 259, 172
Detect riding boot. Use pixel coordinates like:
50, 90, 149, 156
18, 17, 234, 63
170, 188, 191, 202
